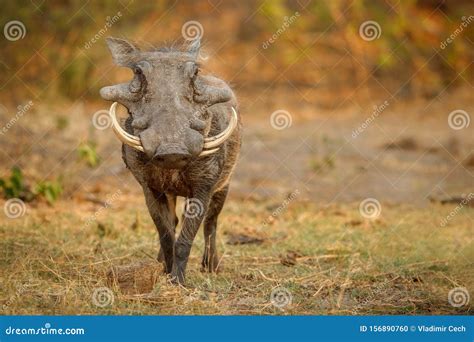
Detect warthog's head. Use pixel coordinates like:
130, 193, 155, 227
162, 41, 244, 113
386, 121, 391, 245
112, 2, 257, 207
100, 37, 235, 169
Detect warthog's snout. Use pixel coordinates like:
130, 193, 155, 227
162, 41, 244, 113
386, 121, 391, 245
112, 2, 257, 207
138, 124, 203, 169
152, 146, 191, 169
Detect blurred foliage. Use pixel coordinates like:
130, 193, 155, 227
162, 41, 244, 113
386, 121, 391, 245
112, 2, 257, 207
0, 166, 62, 204
0, 166, 34, 201
310, 155, 336, 174
0, 0, 472, 101
78, 141, 101, 168
35, 179, 63, 205
260, 0, 473, 95
55, 115, 69, 130
0, 0, 155, 100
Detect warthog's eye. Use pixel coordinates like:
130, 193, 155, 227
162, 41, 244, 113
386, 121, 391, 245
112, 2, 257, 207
129, 76, 142, 93
133, 66, 142, 75
129, 65, 146, 94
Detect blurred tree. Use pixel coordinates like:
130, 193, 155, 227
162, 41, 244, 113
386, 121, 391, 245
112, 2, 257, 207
0, 0, 472, 102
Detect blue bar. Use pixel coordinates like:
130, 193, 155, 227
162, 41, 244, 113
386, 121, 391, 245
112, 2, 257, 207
1, 316, 472, 342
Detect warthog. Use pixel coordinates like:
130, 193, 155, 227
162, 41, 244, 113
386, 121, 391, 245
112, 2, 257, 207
100, 37, 241, 284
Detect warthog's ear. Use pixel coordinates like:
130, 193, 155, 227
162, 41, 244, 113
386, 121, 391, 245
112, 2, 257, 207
105, 37, 140, 66
187, 38, 200, 59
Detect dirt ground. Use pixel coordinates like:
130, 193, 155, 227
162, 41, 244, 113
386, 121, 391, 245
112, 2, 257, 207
234, 86, 474, 203
0, 85, 473, 315
1, 196, 472, 315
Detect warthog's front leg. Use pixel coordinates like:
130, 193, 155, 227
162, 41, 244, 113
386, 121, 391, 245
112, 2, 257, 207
202, 185, 229, 272
171, 192, 211, 284
142, 187, 175, 274
157, 194, 178, 263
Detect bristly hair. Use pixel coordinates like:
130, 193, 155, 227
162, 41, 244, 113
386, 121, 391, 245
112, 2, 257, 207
113, 37, 200, 55
150, 38, 182, 53
123, 38, 204, 68
156, 46, 177, 52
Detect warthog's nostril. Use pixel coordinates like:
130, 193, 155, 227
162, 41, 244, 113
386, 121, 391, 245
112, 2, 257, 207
152, 150, 191, 169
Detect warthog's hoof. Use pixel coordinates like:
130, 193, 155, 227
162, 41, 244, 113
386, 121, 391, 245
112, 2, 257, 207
201, 253, 220, 273
170, 265, 186, 285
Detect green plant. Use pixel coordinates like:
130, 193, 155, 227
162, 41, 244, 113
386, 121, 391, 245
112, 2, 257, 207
0, 167, 64, 205
35, 180, 63, 205
78, 141, 101, 168
310, 154, 336, 173
55, 116, 69, 130
0, 167, 34, 201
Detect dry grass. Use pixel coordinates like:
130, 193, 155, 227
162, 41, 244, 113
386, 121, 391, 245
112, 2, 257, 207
0, 196, 473, 315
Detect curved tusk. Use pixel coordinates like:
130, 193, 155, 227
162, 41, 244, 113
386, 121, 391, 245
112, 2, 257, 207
107, 102, 236, 157
109, 102, 144, 152
110, 102, 141, 144
203, 107, 238, 149
199, 148, 220, 157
